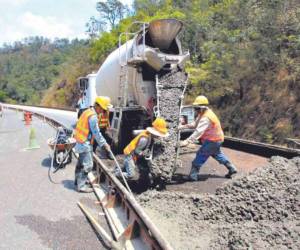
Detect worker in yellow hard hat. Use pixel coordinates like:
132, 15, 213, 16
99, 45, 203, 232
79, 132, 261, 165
92, 96, 113, 159
115, 117, 169, 180
73, 96, 111, 193
179, 95, 237, 181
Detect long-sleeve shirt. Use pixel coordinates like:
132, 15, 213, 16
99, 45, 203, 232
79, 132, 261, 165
182, 110, 211, 143
74, 113, 107, 154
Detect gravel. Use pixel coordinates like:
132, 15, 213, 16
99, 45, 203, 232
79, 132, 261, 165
150, 70, 188, 182
137, 156, 300, 249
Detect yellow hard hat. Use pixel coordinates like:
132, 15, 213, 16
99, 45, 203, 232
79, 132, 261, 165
146, 117, 169, 137
95, 96, 113, 110
193, 95, 209, 106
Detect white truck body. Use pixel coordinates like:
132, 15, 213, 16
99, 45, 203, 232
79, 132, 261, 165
79, 19, 189, 147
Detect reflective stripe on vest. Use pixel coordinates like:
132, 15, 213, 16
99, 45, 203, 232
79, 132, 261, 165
74, 109, 95, 143
98, 110, 109, 129
123, 131, 150, 155
200, 109, 224, 142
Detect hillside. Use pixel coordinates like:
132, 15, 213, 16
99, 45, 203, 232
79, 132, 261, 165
0, 37, 95, 108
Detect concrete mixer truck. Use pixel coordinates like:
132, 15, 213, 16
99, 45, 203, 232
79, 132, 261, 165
78, 19, 189, 151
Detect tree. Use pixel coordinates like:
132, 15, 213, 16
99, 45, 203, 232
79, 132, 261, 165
86, 16, 106, 38
86, 0, 129, 37
97, 0, 128, 29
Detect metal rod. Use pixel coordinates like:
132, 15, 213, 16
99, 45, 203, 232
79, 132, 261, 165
143, 22, 145, 59
174, 79, 188, 173
155, 74, 160, 117
107, 149, 133, 195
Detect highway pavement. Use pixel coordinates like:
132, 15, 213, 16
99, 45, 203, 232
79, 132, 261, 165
0, 109, 107, 250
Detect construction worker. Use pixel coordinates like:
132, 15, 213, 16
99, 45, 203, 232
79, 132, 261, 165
92, 96, 113, 159
73, 97, 111, 193
115, 117, 169, 180
76, 92, 87, 119
179, 95, 237, 181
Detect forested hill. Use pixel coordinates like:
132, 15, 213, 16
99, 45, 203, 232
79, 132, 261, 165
0, 0, 299, 144
0, 37, 95, 106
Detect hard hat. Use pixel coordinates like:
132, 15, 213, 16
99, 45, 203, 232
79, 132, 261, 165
95, 96, 113, 110
193, 95, 209, 106
146, 117, 169, 138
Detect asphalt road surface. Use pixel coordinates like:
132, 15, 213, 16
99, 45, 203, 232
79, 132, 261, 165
0, 109, 108, 250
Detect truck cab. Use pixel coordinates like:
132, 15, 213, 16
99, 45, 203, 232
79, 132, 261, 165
77, 73, 97, 112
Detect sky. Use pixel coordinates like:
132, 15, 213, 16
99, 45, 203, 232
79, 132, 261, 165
0, 0, 133, 46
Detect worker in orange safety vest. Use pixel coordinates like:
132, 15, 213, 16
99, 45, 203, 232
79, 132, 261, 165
115, 117, 169, 180
179, 95, 237, 181
73, 97, 111, 192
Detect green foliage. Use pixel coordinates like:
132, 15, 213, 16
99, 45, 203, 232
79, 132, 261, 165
1, 0, 299, 144
257, 127, 273, 144
41, 45, 97, 108
0, 90, 7, 102
0, 37, 90, 105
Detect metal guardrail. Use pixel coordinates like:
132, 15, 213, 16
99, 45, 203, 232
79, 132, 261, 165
180, 129, 300, 159
223, 136, 300, 159
3, 104, 173, 250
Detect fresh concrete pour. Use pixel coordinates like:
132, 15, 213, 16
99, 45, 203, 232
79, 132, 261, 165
151, 70, 188, 182
138, 156, 300, 249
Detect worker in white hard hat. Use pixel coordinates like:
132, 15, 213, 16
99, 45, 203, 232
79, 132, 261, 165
179, 95, 237, 181
92, 96, 113, 160
73, 97, 111, 193
115, 117, 169, 180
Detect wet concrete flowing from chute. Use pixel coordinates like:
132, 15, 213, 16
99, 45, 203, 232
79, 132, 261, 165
150, 70, 188, 183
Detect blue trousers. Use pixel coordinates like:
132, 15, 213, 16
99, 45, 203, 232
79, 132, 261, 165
192, 140, 230, 168
75, 151, 93, 189
115, 155, 137, 179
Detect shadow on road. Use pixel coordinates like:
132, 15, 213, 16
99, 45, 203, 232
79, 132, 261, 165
62, 179, 76, 191
41, 157, 52, 168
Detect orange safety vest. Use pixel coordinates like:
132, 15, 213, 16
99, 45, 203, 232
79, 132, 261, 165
98, 110, 110, 129
74, 108, 95, 143
123, 130, 150, 155
200, 109, 224, 142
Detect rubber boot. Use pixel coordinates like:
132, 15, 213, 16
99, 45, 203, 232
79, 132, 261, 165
74, 162, 81, 186
189, 165, 200, 181
77, 185, 93, 193
224, 162, 237, 178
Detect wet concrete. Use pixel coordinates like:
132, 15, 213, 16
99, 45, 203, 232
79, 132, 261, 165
0, 109, 108, 249
151, 70, 188, 182
138, 156, 300, 249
